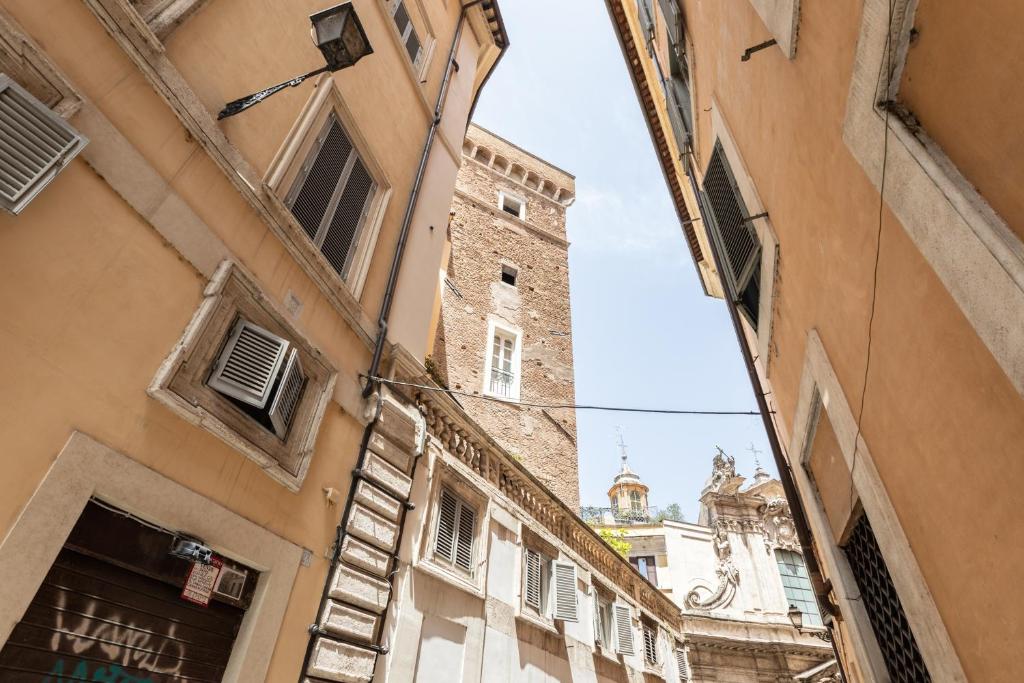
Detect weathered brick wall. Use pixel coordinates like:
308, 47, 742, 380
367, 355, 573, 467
433, 125, 580, 509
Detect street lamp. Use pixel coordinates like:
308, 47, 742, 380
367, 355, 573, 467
218, 2, 372, 120
787, 604, 804, 631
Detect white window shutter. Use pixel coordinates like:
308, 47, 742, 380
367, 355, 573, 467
0, 75, 87, 215
592, 595, 604, 645
435, 488, 459, 563
551, 561, 578, 622
208, 319, 289, 409
614, 604, 635, 656
454, 502, 475, 572
675, 645, 690, 681
524, 549, 542, 611
268, 349, 306, 438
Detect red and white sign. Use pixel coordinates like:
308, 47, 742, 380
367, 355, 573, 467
181, 557, 223, 606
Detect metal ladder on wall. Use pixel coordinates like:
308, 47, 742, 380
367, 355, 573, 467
300, 391, 425, 682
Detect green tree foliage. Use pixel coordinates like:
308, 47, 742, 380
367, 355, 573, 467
654, 503, 685, 523
595, 527, 632, 558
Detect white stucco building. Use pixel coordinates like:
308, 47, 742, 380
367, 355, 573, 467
588, 449, 841, 682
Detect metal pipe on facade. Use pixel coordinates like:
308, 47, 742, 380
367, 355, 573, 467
681, 147, 847, 674
298, 7, 475, 677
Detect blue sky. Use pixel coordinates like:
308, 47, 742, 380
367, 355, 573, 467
472, 0, 774, 521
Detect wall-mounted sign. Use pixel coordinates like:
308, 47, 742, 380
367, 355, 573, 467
181, 557, 223, 606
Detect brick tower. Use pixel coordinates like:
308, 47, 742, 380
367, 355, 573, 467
431, 124, 579, 508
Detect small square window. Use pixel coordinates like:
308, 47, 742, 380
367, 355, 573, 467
501, 265, 517, 286
499, 192, 524, 219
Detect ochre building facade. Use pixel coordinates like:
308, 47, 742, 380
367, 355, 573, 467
607, 0, 1024, 681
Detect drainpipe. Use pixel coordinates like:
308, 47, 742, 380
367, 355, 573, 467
363, 0, 494, 398
682, 147, 848, 676
298, 5, 479, 677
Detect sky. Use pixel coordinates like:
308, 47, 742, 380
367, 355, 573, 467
471, 0, 775, 522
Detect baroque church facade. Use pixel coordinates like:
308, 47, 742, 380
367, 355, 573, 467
588, 450, 841, 682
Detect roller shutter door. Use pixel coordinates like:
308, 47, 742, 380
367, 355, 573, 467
0, 500, 257, 682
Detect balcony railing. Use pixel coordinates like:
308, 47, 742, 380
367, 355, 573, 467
489, 368, 514, 397
581, 505, 662, 526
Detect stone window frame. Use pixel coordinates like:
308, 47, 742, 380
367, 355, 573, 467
497, 189, 527, 221
843, 0, 1024, 396
0, 432, 303, 683
481, 316, 523, 402
743, 0, 800, 58
381, 0, 437, 84
0, 9, 83, 120
516, 527, 562, 631
148, 259, 337, 492
263, 75, 393, 302
413, 456, 490, 598
128, 0, 211, 40
707, 100, 780, 378
787, 329, 966, 681
591, 582, 618, 657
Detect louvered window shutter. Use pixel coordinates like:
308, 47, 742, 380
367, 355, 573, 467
524, 549, 542, 611
675, 645, 690, 681
593, 595, 604, 645
286, 114, 376, 280
614, 604, 635, 656
435, 488, 459, 564
552, 562, 578, 622
268, 349, 307, 438
454, 502, 475, 572
209, 319, 289, 409
702, 141, 762, 326
0, 75, 87, 215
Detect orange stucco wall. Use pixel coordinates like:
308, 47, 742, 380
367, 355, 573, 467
899, 0, 1024, 242
0, 0, 493, 678
679, 0, 1024, 679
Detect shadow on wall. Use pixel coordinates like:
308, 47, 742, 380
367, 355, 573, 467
514, 618, 573, 680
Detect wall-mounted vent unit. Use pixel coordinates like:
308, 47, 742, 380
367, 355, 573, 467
0, 74, 87, 214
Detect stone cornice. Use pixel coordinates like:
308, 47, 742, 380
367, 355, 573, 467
388, 348, 682, 628
452, 187, 570, 249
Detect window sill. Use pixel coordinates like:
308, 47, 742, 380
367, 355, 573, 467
594, 644, 621, 663
412, 557, 485, 600
515, 610, 560, 637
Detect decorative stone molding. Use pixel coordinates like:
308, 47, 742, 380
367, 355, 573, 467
684, 523, 739, 611
389, 350, 682, 627
462, 139, 575, 207
760, 497, 801, 553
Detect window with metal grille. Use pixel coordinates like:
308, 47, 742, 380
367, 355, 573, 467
775, 549, 823, 628
642, 621, 659, 665
434, 487, 476, 574
701, 140, 762, 329
843, 514, 931, 682
388, 0, 425, 70
674, 643, 690, 681
0, 75, 87, 215
208, 318, 307, 439
285, 113, 377, 281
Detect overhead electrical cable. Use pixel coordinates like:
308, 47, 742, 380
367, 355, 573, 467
364, 376, 765, 416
